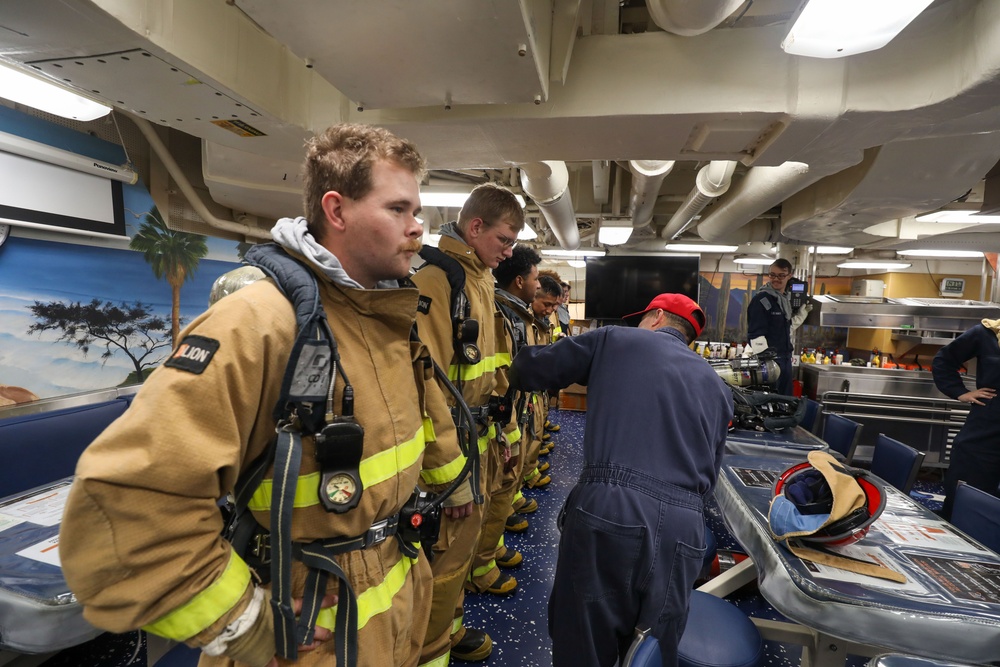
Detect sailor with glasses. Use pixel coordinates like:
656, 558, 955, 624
747, 258, 796, 395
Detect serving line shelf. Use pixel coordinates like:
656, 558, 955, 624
711, 453, 1000, 667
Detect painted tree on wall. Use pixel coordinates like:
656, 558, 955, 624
27, 300, 171, 383
130, 208, 208, 344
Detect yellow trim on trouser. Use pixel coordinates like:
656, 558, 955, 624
447, 352, 507, 382
498, 534, 505, 549
512, 489, 523, 504
525, 467, 540, 481
142, 551, 251, 641
471, 559, 497, 579
249, 422, 428, 510
316, 555, 416, 632
419, 652, 451, 667
452, 616, 463, 635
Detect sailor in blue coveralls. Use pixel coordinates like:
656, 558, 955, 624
747, 259, 795, 395
932, 319, 1000, 519
510, 293, 733, 667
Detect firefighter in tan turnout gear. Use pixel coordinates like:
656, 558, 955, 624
411, 183, 524, 665
59, 124, 471, 667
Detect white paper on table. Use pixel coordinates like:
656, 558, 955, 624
16, 535, 61, 568
0, 482, 71, 527
801, 544, 929, 594
0, 514, 26, 533
874, 516, 990, 555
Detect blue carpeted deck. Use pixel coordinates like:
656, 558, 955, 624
463, 408, 947, 667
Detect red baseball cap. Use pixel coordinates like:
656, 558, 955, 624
623, 293, 706, 336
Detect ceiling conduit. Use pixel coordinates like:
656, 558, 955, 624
133, 116, 271, 240
661, 160, 737, 239
695, 162, 812, 244
519, 161, 580, 250
645, 0, 748, 36
628, 160, 674, 228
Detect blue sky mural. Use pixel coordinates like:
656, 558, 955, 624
0, 236, 239, 397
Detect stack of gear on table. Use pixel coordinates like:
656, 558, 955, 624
710, 352, 804, 432
768, 450, 902, 582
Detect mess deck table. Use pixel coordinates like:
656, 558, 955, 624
710, 453, 1000, 666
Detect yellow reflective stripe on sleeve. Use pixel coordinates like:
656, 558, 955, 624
505, 426, 522, 445
142, 551, 251, 641
315, 555, 415, 632
496, 352, 512, 369
447, 352, 506, 382
421, 452, 465, 486
249, 424, 427, 511
419, 652, 451, 667
477, 423, 496, 454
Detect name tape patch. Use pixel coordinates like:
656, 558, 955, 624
417, 295, 432, 315
165, 335, 220, 374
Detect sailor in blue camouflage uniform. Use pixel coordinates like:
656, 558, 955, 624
509, 293, 733, 667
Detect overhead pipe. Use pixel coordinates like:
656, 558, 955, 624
628, 160, 674, 228
592, 160, 611, 206
132, 116, 271, 240
661, 160, 737, 239
519, 161, 580, 250
645, 0, 748, 37
695, 162, 813, 244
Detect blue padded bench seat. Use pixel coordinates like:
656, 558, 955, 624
678, 591, 764, 667
0, 398, 128, 497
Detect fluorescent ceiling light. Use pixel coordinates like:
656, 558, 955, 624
0, 62, 112, 121
420, 191, 526, 208
733, 257, 775, 266
664, 244, 738, 253
598, 227, 633, 245
567, 260, 587, 268
781, 0, 935, 59
837, 261, 911, 269
895, 249, 984, 259
517, 224, 538, 241
914, 211, 1000, 224
807, 246, 853, 254
541, 249, 606, 258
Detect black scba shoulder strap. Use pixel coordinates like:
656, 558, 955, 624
417, 246, 481, 365
223, 243, 475, 666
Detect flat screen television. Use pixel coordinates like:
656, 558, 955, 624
584, 255, 700, 321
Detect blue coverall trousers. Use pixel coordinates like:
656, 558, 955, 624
549, 464, 707, 667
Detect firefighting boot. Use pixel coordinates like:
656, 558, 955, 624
451, 627, 493, 662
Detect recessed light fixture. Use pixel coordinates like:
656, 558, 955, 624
0, 62, 112, 121
733, 257, 776, 266
597, 218, 633, 246
895, 249, 984, 259
566, 260, 587, 268
914, 211, 1000, 224
420, 191, 527, 208
781, 0, 935, 59
541, 249, 607, 258
664, 244, 739, 253
837, 261, 912, 269
807, 246, 854, 254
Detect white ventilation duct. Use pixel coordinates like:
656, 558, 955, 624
645, 0, 747, 37
695, 162, 813, 244
628, 160, 674, 228
132, 116, 271, 240
519, 161, 580, 250
661, 160, 737, 239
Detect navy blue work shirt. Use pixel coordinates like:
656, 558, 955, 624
511, 325, 733, 495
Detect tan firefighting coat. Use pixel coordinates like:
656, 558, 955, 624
59, 264, 465, 665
